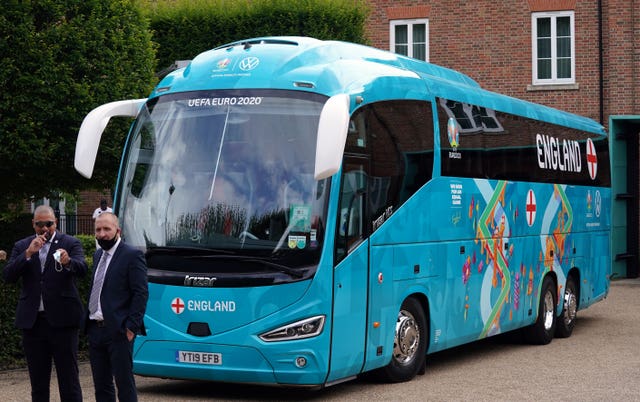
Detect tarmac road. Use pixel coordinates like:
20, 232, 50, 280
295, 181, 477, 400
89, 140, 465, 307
1, 279, 639, 401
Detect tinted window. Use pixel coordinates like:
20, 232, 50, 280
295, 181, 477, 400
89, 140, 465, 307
347, 100, 435, 233
438, 97, 610, 186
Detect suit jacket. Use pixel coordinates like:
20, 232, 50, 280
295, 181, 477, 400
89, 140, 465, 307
87, 241, 148, 337
2, 231, 88, 329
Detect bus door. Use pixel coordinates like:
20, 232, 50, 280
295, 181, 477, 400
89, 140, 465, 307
327, 156, 370, 382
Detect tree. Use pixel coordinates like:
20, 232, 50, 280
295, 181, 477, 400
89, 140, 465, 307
0, 0, 156, 216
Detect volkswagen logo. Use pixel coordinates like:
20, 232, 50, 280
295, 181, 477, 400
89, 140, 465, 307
239, 57, 260, 71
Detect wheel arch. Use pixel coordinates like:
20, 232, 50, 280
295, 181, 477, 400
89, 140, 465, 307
544, 270, 558, 292
540, 270, 559, 315
555, 267, 581, 338
556, 267, 581, 316
369, 291, 430, 383
405, 291, 430, 352
523, 272, 558, 344
566, 267, 581, 310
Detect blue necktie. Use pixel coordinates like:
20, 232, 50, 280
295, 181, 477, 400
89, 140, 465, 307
88, 252, 109, 315
39, 241, 50, 272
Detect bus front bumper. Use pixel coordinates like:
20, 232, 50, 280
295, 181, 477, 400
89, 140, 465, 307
133, 339, 327, 386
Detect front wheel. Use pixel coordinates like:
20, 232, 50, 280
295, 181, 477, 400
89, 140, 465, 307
372, 297, 427, 382
523, 275, 556, 345
556, 276, 578, 338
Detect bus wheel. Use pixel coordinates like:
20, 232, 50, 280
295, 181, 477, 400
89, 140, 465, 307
556, 275, 578, 338
523, 275, 556, 345
373, 297, 427, 383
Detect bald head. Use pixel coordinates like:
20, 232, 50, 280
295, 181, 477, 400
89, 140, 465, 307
95, 212, 121, 248
32, 205, 57, 236
34, 205, 55, 218
95, 211, 120, 229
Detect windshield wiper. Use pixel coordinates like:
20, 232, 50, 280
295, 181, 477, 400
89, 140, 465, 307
189, 255, 304, 278
146, 246, 235, 256
244, 257, 305, 278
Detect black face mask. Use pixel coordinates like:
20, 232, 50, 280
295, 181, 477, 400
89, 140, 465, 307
97, 235, 118, 251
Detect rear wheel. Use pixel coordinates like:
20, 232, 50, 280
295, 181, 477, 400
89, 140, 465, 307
373, 297, 427, 382
523, 275, 556, 345
556, 275, 578, 338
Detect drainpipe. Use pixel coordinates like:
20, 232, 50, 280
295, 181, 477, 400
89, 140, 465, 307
598, 0, 604, 125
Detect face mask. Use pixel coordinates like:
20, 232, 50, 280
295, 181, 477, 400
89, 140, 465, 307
97, 235, 118, 250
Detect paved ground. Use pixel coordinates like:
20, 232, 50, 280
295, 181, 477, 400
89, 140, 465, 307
1, 279, 639, 401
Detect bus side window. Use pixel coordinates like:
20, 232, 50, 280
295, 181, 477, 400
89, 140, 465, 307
336, 161, 367, 263
128, 124, 155, 198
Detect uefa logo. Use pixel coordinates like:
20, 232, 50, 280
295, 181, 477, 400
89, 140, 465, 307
447, 117, 460, 148
216, 58, 231, 69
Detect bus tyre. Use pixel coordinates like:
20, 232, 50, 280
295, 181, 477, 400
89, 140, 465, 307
556, 276, 578, 338
523, 275, 556, 345
374, 298, 427, 383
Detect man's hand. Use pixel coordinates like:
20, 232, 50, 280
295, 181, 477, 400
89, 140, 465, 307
25, 234, 47, 259
55, 248, 71, 266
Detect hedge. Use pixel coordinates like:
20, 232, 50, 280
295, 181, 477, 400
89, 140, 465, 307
0, 234, 95, 369
1, 0, 369, 370
0, 0, 157, 214
142, 0, 369, 71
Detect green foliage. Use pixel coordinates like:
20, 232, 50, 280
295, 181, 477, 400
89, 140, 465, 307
0, 214, 37, 369
0, 0, 370, 369
0, 233, 96, 369
0, 0, 157, 216
141, 0, 369, 71
76, 234, 97, 267
0, 214, 32, 255
0, 266, 22, 369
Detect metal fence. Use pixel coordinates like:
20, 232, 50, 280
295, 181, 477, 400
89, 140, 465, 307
57, 214, 95, 235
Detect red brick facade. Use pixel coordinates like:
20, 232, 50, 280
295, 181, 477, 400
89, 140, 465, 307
364, 0, 639, 127
364, 0, 639, 277
24, 189, 111, 216
76, 189, 113, 216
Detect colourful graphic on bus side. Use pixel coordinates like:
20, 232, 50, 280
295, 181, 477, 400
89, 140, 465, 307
460, 181, 574, 339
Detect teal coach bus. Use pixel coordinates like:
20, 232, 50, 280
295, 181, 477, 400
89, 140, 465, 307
74, 37, 611, 387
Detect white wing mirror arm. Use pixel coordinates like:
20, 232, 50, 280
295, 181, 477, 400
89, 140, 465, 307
74, 99, 147, 178
314, 94, 350, 180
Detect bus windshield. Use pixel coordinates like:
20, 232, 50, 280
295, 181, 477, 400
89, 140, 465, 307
117, 89, 330, 274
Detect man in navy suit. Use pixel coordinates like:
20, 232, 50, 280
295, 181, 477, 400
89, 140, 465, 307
86, 212, 148, 402
3, 205, 87, 402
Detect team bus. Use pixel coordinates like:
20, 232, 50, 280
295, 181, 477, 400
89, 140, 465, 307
74, 37, 611, 387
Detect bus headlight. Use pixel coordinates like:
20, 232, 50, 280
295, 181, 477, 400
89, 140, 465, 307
259, 315, 325, 342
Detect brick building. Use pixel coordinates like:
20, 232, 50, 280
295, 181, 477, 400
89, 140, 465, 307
30, 189, 112, 236
364, 0, 640, 277
32, 1, 639, 276
364, 0, 637, 124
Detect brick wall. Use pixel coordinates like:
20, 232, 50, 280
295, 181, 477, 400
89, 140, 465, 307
77, 189, 113, 216
18, 189, 111, 216
364, 0, 639, 127
603, 0, 638, 116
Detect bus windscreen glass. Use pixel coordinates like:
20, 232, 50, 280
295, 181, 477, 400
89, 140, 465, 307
117, 89, 330, 277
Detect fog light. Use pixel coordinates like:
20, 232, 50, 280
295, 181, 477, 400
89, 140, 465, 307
295, 356, 307, 368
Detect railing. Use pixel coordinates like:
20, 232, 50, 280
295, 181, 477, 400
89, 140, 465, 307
56, 214, 95, 235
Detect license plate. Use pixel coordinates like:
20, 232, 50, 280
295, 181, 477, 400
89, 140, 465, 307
176, 350, 222, 365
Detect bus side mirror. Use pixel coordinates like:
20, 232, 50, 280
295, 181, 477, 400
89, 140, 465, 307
74, 99, 147, 178
314, 94, 350, 180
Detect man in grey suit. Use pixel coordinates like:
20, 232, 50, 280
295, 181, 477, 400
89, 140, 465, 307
86, 212, 148, 402
3, 205, 87, 402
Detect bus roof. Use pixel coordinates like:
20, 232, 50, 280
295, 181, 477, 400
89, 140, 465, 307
153, 36, 606, 136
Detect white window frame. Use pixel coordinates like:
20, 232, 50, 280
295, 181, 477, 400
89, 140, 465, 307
390, 18, 429, 62
531, 11, 575, 85
438, 98, 504, 134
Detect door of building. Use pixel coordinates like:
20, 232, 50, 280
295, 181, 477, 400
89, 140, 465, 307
610, 116, 640, 278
